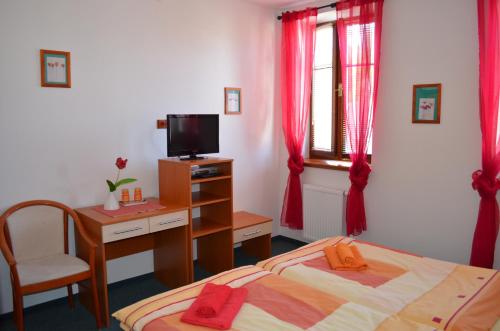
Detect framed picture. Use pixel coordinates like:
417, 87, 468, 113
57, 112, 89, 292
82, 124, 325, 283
224, 87, 241, 115
412, 83, 441, 124
40, 49, 71, 88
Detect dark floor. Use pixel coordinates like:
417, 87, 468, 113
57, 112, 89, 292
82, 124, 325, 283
0, 236, 305, 331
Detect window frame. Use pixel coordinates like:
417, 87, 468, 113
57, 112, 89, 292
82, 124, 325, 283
309, 22, 345, 161
308, 21, 371, 164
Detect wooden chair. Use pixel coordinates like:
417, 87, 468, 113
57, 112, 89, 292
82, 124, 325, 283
0, 200, 102, 331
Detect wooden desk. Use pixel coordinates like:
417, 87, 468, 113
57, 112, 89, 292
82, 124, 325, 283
74, 198, 190, 327
233, 211, 272, 260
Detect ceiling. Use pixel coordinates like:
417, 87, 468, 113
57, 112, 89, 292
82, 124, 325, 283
247, 0, 337, 11
247, 0, 306, 8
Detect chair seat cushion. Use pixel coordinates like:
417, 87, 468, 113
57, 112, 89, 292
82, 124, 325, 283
17, 254, 90, 286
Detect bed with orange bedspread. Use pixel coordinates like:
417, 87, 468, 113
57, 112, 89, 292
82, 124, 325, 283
114, 237, 500, 330
257, 236, 500, 331
114, 265, 440, 331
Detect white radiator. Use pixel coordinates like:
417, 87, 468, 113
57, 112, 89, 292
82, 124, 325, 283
303, 184, 345, 241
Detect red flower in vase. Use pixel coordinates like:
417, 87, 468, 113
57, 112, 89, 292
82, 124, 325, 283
107, 157, 136, 193
115, 157, 128, 169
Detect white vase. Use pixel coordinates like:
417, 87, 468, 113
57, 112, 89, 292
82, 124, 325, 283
104, 192, 119, 210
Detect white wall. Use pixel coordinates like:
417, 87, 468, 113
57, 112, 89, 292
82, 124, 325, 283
0, 0, 279, 314
276, 0, 500, 269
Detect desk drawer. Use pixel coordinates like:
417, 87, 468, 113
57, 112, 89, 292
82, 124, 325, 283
233, 222, 272, 243
149, 210, 188, 233
102, 218, 149, 243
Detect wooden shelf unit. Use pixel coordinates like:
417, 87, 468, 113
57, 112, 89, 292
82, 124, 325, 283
192, 217, 232, 238
191, 175, 232, 184
159, 157, 234, 280
191, 191, 230, 208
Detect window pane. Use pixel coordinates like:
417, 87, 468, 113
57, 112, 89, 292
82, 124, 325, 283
342, 23, 374, 156
314, 25, 333, 69
312, 68, 333, 151
311, 24, 335, 153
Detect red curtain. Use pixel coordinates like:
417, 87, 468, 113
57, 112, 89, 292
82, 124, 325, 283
280, 8, 318, 229
337, 0, 384, 236
470, 0, 500, 268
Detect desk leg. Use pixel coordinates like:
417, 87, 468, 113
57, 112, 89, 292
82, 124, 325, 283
198, 230, 234, 274
154, 225, 191, 288
241, 234, 272, 260
76, 233, 110, 327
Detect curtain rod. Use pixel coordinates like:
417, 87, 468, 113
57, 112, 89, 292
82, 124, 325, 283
277, 2, 336, 20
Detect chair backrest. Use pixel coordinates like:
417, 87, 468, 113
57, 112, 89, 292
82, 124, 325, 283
1, 201, 70, 263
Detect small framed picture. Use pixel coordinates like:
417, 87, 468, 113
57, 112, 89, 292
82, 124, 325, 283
40, 49, 71, 88
412, 83, 441, 124
224, 87, 241, 115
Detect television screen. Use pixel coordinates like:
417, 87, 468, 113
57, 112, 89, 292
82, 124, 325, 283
167, 114, 219, 158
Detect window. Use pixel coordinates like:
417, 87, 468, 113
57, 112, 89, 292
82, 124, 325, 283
309, 22, 373, 161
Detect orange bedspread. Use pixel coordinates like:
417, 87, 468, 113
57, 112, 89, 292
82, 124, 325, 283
114, 266, 438, 331
257, 236, 500, 331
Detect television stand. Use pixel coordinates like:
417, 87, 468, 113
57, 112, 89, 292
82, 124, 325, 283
158, 157, 234, 278
179, 155, 206, 161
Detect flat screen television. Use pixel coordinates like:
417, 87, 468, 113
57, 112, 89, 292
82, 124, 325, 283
167, 114, 219, 159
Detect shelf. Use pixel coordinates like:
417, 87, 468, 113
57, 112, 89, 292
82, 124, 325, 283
191, 175, 232, 184
191, 191, 230, 208
192, 217, 232, 238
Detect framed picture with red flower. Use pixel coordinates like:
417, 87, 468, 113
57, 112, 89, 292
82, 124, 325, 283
40, 49, 71, 88
412, 83, 441, 124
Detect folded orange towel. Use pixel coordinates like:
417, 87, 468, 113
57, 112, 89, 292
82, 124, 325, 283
324, 245, 343, 269
350, 245, 367, 268
336, 243, 355, 265
324, 244, 368, 271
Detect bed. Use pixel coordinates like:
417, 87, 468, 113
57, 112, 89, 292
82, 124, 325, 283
114, 265, 438, 331
114, 237, 500, 331
257, 236, 500, 331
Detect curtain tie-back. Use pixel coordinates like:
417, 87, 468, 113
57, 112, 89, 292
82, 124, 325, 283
288, 155, 304, 176
349, 161, 371, 191
472, 170, 500, 200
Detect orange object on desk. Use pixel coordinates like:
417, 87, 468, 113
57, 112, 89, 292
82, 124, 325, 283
134, 187, 142, 201
121, 189, 130, 202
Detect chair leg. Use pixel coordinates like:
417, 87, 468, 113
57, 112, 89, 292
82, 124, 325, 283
90, 274, 102, 329
12, 290, 24, 331
67, 285, 75, 308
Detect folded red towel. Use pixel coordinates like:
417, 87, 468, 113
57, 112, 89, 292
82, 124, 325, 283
181, 287, 248, 330
194, 283, 232, 318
